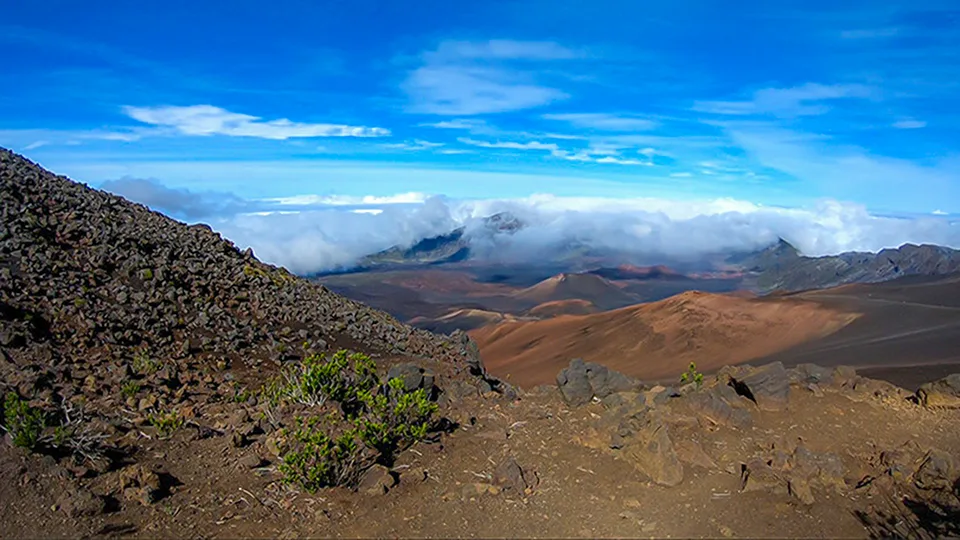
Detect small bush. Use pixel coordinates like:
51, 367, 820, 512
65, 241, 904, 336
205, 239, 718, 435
679, 362, 704, 388
47, 401, 108, 463
355, 378, 437, 456
263, 350, 378, 409
3, 393, 46, 450
133, 349, 161, 375
121, 381, 141, 398
270, 349, 438, 492
278, 417, 368, 492
148, 410, 184, 438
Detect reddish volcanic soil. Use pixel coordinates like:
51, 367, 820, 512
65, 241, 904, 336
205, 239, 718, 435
471, 291, 860, 387
526, 299, 599, 317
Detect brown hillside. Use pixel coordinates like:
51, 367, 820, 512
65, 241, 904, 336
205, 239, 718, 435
512, 272, 638, 310
526, 299, 599, 318
471, 291, 859, 387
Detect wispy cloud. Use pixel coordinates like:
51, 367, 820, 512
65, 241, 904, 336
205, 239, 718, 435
543, 113, 657, 131
262, 193, 430, 206
383, 139, 445, 151
428, 40, 581, 61
402, 40, 577, 115
726, 125, 958, 209
892, 119, 927, 129
458, 137, 559, 151
124, 105, 390, 139
693, 83, 876, 117
419, 119, 488, 130
841, 27, 900, 39
24, 140, 48, 150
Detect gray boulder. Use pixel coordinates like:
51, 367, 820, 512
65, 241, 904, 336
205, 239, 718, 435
735, 362, 791, 411
557, 358, 642, 406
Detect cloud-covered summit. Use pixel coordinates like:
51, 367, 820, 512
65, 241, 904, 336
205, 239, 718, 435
101, 178, 960, 276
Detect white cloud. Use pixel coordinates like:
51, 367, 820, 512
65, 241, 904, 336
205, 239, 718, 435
420, 119, 488, 130
24, 141, 48, 150
725, 125, 958, 209
123, 105, 389, 139
261, 193, 430, 206
543, 113, 657, 131
458, 137, 559, 151
196, 194, 960, 274
932, 209, 948, 215
403, 40, 576, 115
670, 172, 693, 178
595, 156, 651, 166
428, 40, 580, 61
383, 139, 445, 151
892, 119, 927, 129
693, 83, 875, 117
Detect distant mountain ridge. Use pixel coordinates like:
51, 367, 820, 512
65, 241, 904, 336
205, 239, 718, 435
740, 238, 960, 293
355, 212, 523, 269
345, 218, 960, 296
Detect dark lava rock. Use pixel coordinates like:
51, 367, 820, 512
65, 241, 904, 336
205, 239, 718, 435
557, 358, 642, 406
57, 487, 106, 518
493, 457, 538, 493
734, 362, 791, 411
358, 464, 397, 495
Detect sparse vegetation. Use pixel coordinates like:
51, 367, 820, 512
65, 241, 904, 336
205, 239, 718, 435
148, 409, 185, 438
2, 394, 107, 462
680, 362, 704, 388
2, 392, 46, 450
132, 348, 161, 375
121, 381, 142, 398
269, 349, 438, 492
47, 401, 108, 463
262, 349, 379, 408
279, 418, 368, 491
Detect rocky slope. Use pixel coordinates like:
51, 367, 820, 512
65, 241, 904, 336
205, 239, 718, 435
740, 238, 960, 293
0, 148, 508, 532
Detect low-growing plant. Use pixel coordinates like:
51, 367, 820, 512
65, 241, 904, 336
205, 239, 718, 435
278, 417, 369, 492
121, 381, 141, 399
263, 350, 379, 409
679, 362, 704, 388
355, 378, 437, 456
231, 383, 251, 403
147, 410, 184, 438
2, 392, 46, 450
47, 401, 108, 463
132, 348, 161, 375
270, 349, 439, 492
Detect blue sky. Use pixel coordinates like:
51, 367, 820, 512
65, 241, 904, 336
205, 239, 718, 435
2, 0, 959, 229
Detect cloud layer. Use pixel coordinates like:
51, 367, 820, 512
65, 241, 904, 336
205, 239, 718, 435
101, 179, 960, 276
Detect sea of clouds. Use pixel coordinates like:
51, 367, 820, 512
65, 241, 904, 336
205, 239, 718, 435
102, 178, 960, 275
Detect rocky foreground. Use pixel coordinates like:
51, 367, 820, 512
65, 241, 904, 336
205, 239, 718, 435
2, 148, 960, 538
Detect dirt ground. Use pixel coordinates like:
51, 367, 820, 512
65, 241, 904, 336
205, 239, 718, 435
3, 373, 958, 539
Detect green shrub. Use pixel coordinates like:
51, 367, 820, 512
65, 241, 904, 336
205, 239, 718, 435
147, 410, 184, 438
270, 350, 438, 491
264, 350, 378, 408
133, 349, 161, 375
278, 417, 368, 492
679, 362, 704, 388
355, 378, 437, 456
121, 381, 141, 398
2, 393, 46, 450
